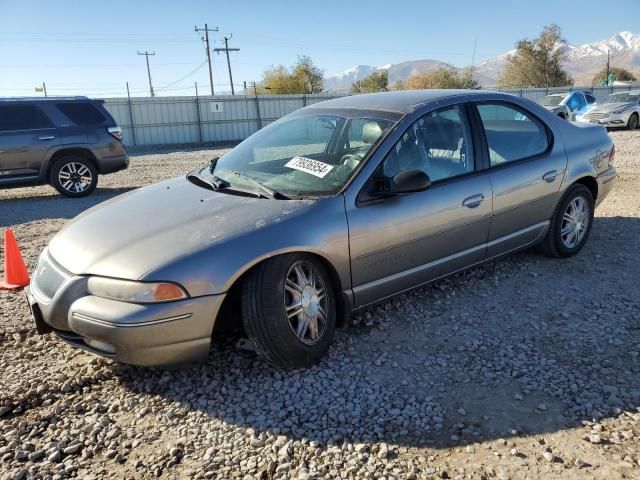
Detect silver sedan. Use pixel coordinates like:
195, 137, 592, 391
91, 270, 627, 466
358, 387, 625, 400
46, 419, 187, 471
576, 91, 640, 130
27, 90, 617, 369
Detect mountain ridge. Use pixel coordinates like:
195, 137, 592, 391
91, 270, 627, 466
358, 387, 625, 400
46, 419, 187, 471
323, 31, 640, 90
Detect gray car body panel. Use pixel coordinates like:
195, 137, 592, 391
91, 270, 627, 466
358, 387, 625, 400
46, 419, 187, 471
32, 90, 616, 366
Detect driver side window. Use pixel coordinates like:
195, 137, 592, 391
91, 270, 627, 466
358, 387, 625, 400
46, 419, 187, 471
381, 105, 475, 183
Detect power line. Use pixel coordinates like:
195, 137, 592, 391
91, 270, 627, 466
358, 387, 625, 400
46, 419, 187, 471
137, 51, 156, 97
160, 60, 208, 89
214, 34, 240, 95
194, 24, 219, 95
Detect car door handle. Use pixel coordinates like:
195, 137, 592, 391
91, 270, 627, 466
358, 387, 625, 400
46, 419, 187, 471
542, 170, 560, 182
462, 194, 484, 208
38, 135, 55, 141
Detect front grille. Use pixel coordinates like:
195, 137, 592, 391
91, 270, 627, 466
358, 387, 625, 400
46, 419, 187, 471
33, 253, 70, 299
585, 112, 609, 120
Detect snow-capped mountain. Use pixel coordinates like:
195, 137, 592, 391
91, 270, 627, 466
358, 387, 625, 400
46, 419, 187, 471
475, 31, 640, 85
324, 32, 640, 90
324, 59, 450, 91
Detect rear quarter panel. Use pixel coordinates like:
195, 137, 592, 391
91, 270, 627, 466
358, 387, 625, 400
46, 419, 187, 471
555, 120, 613, 193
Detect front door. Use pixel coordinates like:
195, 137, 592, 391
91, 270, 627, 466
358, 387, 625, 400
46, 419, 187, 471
346, 103, 493, 308
0, 103, 59, 180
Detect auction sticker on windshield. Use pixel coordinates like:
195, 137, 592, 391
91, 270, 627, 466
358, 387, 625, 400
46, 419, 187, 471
285, 156, 334, 178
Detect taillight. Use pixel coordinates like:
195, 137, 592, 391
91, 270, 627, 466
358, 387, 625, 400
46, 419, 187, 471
108, 126, 123, 142
609, 144, 615, 166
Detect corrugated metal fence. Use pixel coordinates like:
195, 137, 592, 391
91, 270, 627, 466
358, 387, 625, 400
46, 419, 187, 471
104, 84, 640, 147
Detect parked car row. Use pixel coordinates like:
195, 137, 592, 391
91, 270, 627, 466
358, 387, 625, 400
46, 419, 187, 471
0, 97, 128, 197
536, 90, 640, 130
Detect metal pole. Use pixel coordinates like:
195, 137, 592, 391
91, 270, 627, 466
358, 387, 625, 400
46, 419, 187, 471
42, 82, 47, 97
126, 82, 137, 146
205, 24, 214, 96
252, 81, 262, 130
225, 36, 235, 95
137, 51, 156, 97
195, 82, 203, 144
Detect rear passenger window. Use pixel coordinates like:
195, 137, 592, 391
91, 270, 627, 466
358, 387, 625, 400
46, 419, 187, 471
381, 105, 474, 182
0, 105, 53, 131
55, 102, 106, 125
476, 103, 548, 167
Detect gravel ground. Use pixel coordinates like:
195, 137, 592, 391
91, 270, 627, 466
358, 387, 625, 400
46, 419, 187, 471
1, 131, 639, 480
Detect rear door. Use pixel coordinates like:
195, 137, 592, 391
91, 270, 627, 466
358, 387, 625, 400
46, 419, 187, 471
0, 103, 59, 180
346, 102, 493, 307
472, 100, 567, 257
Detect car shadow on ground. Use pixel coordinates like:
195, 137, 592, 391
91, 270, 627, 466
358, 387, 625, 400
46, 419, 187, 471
0, 187, 138, 227
110, 216, 640, 449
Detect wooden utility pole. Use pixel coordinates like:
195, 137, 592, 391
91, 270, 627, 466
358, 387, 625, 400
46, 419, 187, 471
137, 51, 156, 97
213, 34, 240, 95
194, 24, 219, 95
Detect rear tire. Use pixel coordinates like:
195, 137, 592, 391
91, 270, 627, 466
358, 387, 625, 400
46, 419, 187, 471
540, 184, 594, 258
241, 254, 336, 369
50, 156, 98, 197
627, 113, 639, 131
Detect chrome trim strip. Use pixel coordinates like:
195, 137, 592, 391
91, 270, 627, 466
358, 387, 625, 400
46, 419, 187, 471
355, 215, 491, 260
486, 221, 549, 248
352, 220, 549, 308
71, 312, 192, 328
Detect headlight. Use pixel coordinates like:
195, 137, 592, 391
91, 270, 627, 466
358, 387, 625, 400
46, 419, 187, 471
87, 277, 189, 303
612, 108, 630, 115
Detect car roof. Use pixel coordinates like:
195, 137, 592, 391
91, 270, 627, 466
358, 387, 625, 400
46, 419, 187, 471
310, 89, 487, 114
0, 96, 95, 102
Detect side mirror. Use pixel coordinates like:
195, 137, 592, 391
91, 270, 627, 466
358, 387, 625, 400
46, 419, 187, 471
389, 170, 431, 194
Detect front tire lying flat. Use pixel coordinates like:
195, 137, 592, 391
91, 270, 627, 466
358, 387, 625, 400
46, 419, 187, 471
541, 184, 594, 258
241, 254, 336, 369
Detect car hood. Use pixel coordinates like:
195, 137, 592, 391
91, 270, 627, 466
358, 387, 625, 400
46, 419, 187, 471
590, 102, 636, 114
48, 176, 315, 280
542, 105, 564, 113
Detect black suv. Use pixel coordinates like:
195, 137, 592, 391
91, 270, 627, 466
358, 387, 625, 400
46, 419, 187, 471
0, 97, 129, 197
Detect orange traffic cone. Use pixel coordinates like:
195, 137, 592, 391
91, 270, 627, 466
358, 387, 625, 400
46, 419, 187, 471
0, 229, 30, 290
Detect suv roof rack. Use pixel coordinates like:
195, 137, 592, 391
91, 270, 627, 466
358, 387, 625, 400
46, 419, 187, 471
0, 96, 94, 102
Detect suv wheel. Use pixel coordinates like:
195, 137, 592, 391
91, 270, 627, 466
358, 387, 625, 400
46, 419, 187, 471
540, 184, 594, 258
50, 156, 98, 197
241, 254, 336, 369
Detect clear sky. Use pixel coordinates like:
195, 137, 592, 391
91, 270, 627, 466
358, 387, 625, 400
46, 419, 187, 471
1, 0, 638, 97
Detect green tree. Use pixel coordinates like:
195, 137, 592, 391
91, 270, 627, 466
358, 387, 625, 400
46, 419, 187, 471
592, 67, 637, 86
405, 67, 480, 89
498, 24, 573, 88
351, 70, 389, 93
262, 56, 324, 94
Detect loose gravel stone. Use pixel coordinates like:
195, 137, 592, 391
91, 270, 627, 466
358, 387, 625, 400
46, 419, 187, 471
1, 131, 639, 480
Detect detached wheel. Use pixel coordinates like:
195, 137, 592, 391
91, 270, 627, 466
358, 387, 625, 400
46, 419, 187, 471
541, 184, 594, 258
627, 113, 639, 131
50, 156, 98, 197
241, 254, 336, 369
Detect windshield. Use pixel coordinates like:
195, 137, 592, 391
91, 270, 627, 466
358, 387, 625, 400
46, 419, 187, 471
195, 112, 395, 198
600, 93, 640, 104
537, 95, 564, 106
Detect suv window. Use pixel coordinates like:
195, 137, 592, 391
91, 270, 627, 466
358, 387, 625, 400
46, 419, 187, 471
0, 104, 54, 132
381, 104, 474, 183
476, 103, 548, 167
55, 102, 106, 126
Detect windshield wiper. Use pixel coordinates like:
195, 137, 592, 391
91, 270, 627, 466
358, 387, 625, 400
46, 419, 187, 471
218, 168, 290, 200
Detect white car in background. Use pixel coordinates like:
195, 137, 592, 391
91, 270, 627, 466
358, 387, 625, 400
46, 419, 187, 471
536, 91, 596, 120
577, 91, 640, 130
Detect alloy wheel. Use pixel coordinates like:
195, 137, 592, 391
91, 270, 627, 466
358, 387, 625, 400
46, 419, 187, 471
58, 162, 93, 194
629, 114, 639, 130
561, 196, 590, 249
284, 260, 328, 345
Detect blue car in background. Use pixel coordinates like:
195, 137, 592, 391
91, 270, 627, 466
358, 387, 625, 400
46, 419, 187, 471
536, 91, 597, 121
